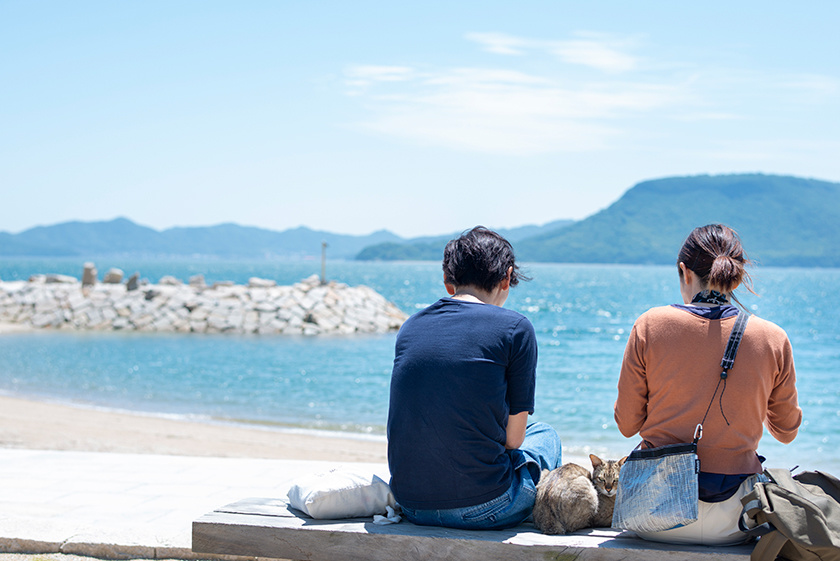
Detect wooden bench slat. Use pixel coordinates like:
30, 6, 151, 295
192, 498, 754, 561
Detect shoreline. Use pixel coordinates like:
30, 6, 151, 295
0, 321, 34, 334
0, 393, 599, 469
0, 394, 388, 463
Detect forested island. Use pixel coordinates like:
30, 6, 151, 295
357, 174, 840, 267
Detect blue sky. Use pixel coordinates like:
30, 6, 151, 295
2, 1, 838, 237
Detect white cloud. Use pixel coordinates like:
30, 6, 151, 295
422, 68, 548, 87
467, 31, 641, 73
774, 73, 840, 98
673, 112, 744, 122
344, 66, 416, 92
346, 65, 415, 81
465, 32, 529, 56
343, 50, 686, 154
341, 32, 837, 157
346, 75, 689, 154
548, 37, 638, 73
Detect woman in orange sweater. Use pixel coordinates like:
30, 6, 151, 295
614, 223, 802, 545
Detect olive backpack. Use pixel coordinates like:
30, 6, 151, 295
739, 468, 840, 561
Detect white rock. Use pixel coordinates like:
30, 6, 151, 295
82, 263, 97, 287
207, 313, 228, 330
31, 311, 61, 328
255, 301, 278, 313
0, 276, 407, 336
103, 269, 124, 284
190, 307, 210, 321
302, 324, 321, 336
35, 299, 59, 314
248, 277, 277, 288
45, 274, 77, 284
133, 314, 154, 329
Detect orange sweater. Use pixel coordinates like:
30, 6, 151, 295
614, 305, 802, 474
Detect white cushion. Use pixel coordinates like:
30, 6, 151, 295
287, 467, 396, 519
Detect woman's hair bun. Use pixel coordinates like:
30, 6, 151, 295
678, 224, 754, 296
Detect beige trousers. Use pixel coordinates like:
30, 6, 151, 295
635, 474, 766, 546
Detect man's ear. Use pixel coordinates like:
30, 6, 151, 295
500, 266, 513, 291
444, 282, 456, 295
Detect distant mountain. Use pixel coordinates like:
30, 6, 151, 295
515, 174, 840, 267
7, 218, 165, 256
355, 220, 575, 261
4, 174, 837, 266
0, 218, 402, 259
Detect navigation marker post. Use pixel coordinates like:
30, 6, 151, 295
320, 241, 328, 285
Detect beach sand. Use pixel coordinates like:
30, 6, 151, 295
0, 394, 387, 463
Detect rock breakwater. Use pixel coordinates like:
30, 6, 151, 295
0, 273, 408, 335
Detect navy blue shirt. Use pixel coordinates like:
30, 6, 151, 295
387, 298, 537, 510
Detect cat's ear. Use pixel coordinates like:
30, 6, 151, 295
618, 456, 628, 467
589, 454, 602, 468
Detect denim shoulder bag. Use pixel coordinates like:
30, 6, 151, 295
612, 311, 750, 533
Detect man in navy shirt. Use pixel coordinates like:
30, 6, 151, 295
387, 226, 562, 530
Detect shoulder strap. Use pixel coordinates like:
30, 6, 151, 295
749, 530, 791, 561
766, 467, 797, 489
721, 311, 750, 373
697, 311, 751, 436
739, 479, 774, 536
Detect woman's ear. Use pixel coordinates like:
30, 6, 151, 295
678, 262, 691, 284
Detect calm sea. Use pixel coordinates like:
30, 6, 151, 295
1, 257, 837, 473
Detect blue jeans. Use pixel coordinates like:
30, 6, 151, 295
400, 422, 562, 530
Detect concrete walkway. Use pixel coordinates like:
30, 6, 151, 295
0, 448, 388, 559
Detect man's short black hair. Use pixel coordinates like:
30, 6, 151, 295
442, 226, 527, 292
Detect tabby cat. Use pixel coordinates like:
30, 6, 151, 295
533, 454, 627, 534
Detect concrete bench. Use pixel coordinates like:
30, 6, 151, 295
192, 497, 755, 561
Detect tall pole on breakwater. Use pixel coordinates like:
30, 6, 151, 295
320, 241, 328, 285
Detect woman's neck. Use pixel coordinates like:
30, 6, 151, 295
690, 289, 730, 307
